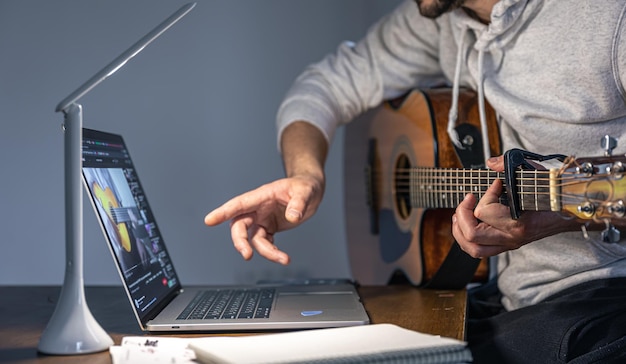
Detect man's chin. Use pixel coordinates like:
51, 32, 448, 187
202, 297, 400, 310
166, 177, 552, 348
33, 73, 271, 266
414, 0, 466, 19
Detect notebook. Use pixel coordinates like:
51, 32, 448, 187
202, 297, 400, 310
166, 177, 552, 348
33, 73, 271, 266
188, 324, 472, 364
108, 324, 472, 364
81, 128, 370, 332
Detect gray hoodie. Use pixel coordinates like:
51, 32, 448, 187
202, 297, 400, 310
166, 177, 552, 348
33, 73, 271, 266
277, 0, 626, 310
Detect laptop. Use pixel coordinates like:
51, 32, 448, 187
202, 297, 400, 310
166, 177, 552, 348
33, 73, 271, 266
81, 128, 370, 332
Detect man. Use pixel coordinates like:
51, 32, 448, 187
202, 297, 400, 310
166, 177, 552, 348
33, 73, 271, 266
205, 0, 626, 362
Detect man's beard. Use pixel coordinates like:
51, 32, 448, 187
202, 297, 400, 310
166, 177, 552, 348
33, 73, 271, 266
414, 0, 467, 19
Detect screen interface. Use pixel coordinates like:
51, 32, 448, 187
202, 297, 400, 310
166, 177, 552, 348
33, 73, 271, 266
82, 129, 179, 319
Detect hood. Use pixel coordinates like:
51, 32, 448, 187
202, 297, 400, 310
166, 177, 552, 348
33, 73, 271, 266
476, 0, 543, 51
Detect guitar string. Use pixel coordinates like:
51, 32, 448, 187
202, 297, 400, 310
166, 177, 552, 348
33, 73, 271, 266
385, 169, 613, 188
377, 171, 618, 209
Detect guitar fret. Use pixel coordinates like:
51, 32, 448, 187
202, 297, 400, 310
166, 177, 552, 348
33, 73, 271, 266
428, 169, 433, 208
459, 169, 465, 204
449, 170, 453, 208
476, 170, 482, 200
433, 169, 436, 208
455, 169, 462, 205
418, 168, 423, 207
433, 170, 439, 208
409, 168, 414, 206
444, 171, 452, 208
413, 167, 418, 207
416, 167, 422, 207
451, 168, 461, 207
445, 171, 453, 208
427, 168, 431, 206
479, 170, 488, 200
470, 169, 480, 196
451, 168, 461, 206
534, 170, 538, 211
415, 167, 419, 207
423, 167, 427, 207
438, 170, 443, 208
435, 171, 446, 208
426, 169, 429, 208
421, 168, 426, 207
541, 171, 548, 210
464, 170, 469, 197
471, 171, 480, 196
471, 170, 477, 196
520, 171, 525, 212
432, 169, 437, 208
413, 168, 416, 207
439, 170, 445, 208
411, 168, 422, 206
464, 169, 469, 200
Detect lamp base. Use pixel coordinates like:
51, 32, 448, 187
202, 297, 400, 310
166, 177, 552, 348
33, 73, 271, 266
37, 284, 113, 355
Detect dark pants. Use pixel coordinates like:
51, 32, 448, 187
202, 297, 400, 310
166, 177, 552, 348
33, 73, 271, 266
467, 277, 626, 363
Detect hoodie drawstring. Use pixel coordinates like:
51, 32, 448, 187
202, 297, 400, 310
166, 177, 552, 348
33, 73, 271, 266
476, 49, 491, 163
447, 27, 468, 150
446, 29, 492, 165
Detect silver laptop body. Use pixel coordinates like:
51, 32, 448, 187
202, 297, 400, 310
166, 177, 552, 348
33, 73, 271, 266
81, 128, 370, 332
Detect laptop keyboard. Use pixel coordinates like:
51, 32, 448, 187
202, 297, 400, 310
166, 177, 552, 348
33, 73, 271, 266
177, 288, 275, 320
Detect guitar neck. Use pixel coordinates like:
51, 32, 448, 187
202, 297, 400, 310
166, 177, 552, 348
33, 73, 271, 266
110, 207, 140, 224
407, 167, 553, 211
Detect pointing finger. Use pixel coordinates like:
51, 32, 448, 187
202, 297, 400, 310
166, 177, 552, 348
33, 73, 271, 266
205, 189, 266, 226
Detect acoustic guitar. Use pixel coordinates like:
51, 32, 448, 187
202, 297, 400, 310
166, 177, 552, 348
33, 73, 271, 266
343, 88, 626, 287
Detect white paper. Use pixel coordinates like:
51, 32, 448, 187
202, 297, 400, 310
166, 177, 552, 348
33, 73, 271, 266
109, 336, 197, 364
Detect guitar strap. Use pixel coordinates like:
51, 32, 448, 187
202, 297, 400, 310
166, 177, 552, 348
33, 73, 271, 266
422, 243, 481, 289
422, 121, 487, 290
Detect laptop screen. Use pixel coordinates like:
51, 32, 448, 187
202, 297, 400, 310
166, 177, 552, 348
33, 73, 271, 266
81, 128, 181, 322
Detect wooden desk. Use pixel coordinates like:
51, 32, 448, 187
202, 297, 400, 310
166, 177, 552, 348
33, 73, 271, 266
0, 285, 466, 363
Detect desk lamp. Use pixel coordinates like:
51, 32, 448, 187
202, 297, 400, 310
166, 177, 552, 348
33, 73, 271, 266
37, 2, 196, 355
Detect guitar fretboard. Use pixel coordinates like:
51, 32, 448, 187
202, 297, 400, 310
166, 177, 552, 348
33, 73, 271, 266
110, 207, 139, 224
407, 168, 553, 211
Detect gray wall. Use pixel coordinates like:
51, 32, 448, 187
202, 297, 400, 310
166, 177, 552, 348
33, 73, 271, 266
0, 0, 402, 285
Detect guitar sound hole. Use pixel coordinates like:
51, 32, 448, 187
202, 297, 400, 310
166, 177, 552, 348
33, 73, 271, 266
394, 154, 411, 219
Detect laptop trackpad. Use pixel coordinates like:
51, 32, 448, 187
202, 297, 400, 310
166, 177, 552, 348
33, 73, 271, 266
276, 293, 357, 310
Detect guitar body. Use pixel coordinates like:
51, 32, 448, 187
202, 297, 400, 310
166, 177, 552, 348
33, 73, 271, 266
343, 89, 500, 286
93, 181, 133, 253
